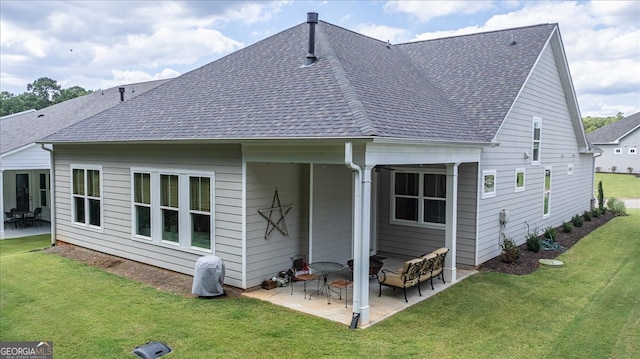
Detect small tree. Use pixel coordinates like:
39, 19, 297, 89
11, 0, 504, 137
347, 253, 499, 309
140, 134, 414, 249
598, 180, 605, 211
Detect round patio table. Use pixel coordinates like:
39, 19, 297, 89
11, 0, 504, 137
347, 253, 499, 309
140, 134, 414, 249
308, 261, 344, 303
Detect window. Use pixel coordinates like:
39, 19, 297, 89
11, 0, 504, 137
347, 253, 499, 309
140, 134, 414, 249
543, 167, 551, 216
39, 173, 48, 207
614, 148, 622, 154
532, 117, 542, 164
190, 176, 211, 250
71, 165, 102, 228
629, 148, 637, 155
392, 171, 446, 226
515, 168, 525, 192
131, 169, 214, 252
482, 170, 497, 198
567, 164, 574, 175
134, 173, 151, 237
161, 174, 179, 243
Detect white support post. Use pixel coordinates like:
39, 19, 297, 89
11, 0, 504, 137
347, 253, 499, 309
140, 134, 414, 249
444, 163, 460, 283
356, 166, 373, 325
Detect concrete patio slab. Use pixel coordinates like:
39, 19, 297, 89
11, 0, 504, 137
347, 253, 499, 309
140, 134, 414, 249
243, 256, 476, 328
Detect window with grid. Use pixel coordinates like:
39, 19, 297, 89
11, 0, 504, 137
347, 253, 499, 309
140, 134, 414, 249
392, 171, 446, 226
72, 166, 101, 228
131, 169, 214, 252
133, 172, 151, 237
532, 117, 542, 164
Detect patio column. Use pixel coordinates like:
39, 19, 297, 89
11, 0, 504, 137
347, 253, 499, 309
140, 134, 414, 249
355, 165, 373, 326
444, 163, 459, 283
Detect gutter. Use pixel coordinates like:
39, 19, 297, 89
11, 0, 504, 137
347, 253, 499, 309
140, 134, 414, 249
40, 144, 56, 246
344, 142, 362, 328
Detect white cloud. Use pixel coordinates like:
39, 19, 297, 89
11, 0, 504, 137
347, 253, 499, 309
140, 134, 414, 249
384, 0, 494, 22
410, 1, 640, 116
355, 24, 413, 43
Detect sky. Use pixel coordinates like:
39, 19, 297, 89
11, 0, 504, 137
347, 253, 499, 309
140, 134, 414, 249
1, 1, 639, 117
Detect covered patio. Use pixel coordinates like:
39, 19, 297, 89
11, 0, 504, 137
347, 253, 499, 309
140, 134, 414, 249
1, 220, 51, 239
244, 255, 476, 328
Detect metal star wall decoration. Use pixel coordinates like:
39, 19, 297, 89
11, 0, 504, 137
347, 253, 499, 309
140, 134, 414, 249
258, 188, 293, 239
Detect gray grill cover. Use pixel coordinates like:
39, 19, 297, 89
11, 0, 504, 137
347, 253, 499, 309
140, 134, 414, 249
191, 255, 225, 297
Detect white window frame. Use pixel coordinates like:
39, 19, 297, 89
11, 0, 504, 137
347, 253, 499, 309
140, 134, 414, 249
614, 148, 622, 154
131, 168, 215, 254
532, 116, 542, 165
515, 168, 525, 192
629, 148, 637, 155
390, 170, 446, 229
70, 164, 103, 232
39, 172, 49, 208
567, 164, 574, 175
543, 167, 552, 217
482, 170, 497, 198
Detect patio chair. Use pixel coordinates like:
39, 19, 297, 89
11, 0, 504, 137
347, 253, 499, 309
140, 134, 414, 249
33, 208, 43, 227
4, 212, 16, 230
328, 268, 353, 307
289, 255, 319, 299
378, 257, 424, 302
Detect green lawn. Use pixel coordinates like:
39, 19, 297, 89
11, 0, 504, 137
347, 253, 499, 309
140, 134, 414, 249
1, 213, 639, 358
595, 173, 640, 198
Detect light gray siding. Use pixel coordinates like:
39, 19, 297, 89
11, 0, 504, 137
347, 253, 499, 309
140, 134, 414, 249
244, 163, 353, 288
593, 128, 640, 174
310, 164, 353, 265
476, 42, 594, 264
245, 162, 309, 288
53, 144, 244, 286
375, 164, 477, 266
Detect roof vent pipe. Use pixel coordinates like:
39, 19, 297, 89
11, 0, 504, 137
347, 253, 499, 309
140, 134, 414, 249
118, 87, 125, 101
306, 12, 318, 65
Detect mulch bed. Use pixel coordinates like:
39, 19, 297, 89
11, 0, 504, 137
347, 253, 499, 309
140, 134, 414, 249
479, 211, 616, 275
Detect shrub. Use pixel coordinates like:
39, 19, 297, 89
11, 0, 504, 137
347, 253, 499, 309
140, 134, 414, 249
582, 210, 592, 221
607, 197, 628, 216
591, 208, 601, 218
611, 166, 617, 173
525, 226, 541, 252
598, 181, 605, 211
562, 222, 573, 233
572, 214, 585, 228
595, 167, 602, 172
544, 226, 557, 241
500, 234, 521, 263
628, 167, 634, 174
526, 235, 541, 252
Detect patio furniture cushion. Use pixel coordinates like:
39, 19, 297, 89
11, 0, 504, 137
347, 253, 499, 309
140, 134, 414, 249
378, 258, 424, 302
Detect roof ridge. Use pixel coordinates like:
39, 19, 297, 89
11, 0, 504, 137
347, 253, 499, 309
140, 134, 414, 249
397, 23, 556, 46
316, 22, 379, 136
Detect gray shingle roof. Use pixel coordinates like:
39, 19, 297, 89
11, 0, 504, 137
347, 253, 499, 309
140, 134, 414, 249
1, 79, 169, 155
586, 111, 640, 144
42, 21, 557, 144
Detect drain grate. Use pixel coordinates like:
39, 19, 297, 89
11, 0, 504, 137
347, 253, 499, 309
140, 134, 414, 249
132, 342, 172, 359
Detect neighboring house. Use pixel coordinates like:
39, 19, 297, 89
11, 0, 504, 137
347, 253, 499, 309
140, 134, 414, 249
0, 80, 169, 238
587, 112, 640, 174
41, 15, 594, 325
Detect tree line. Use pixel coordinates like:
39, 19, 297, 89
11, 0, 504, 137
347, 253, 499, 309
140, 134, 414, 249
0, 77, 627, 132
0, 77, 92, 117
